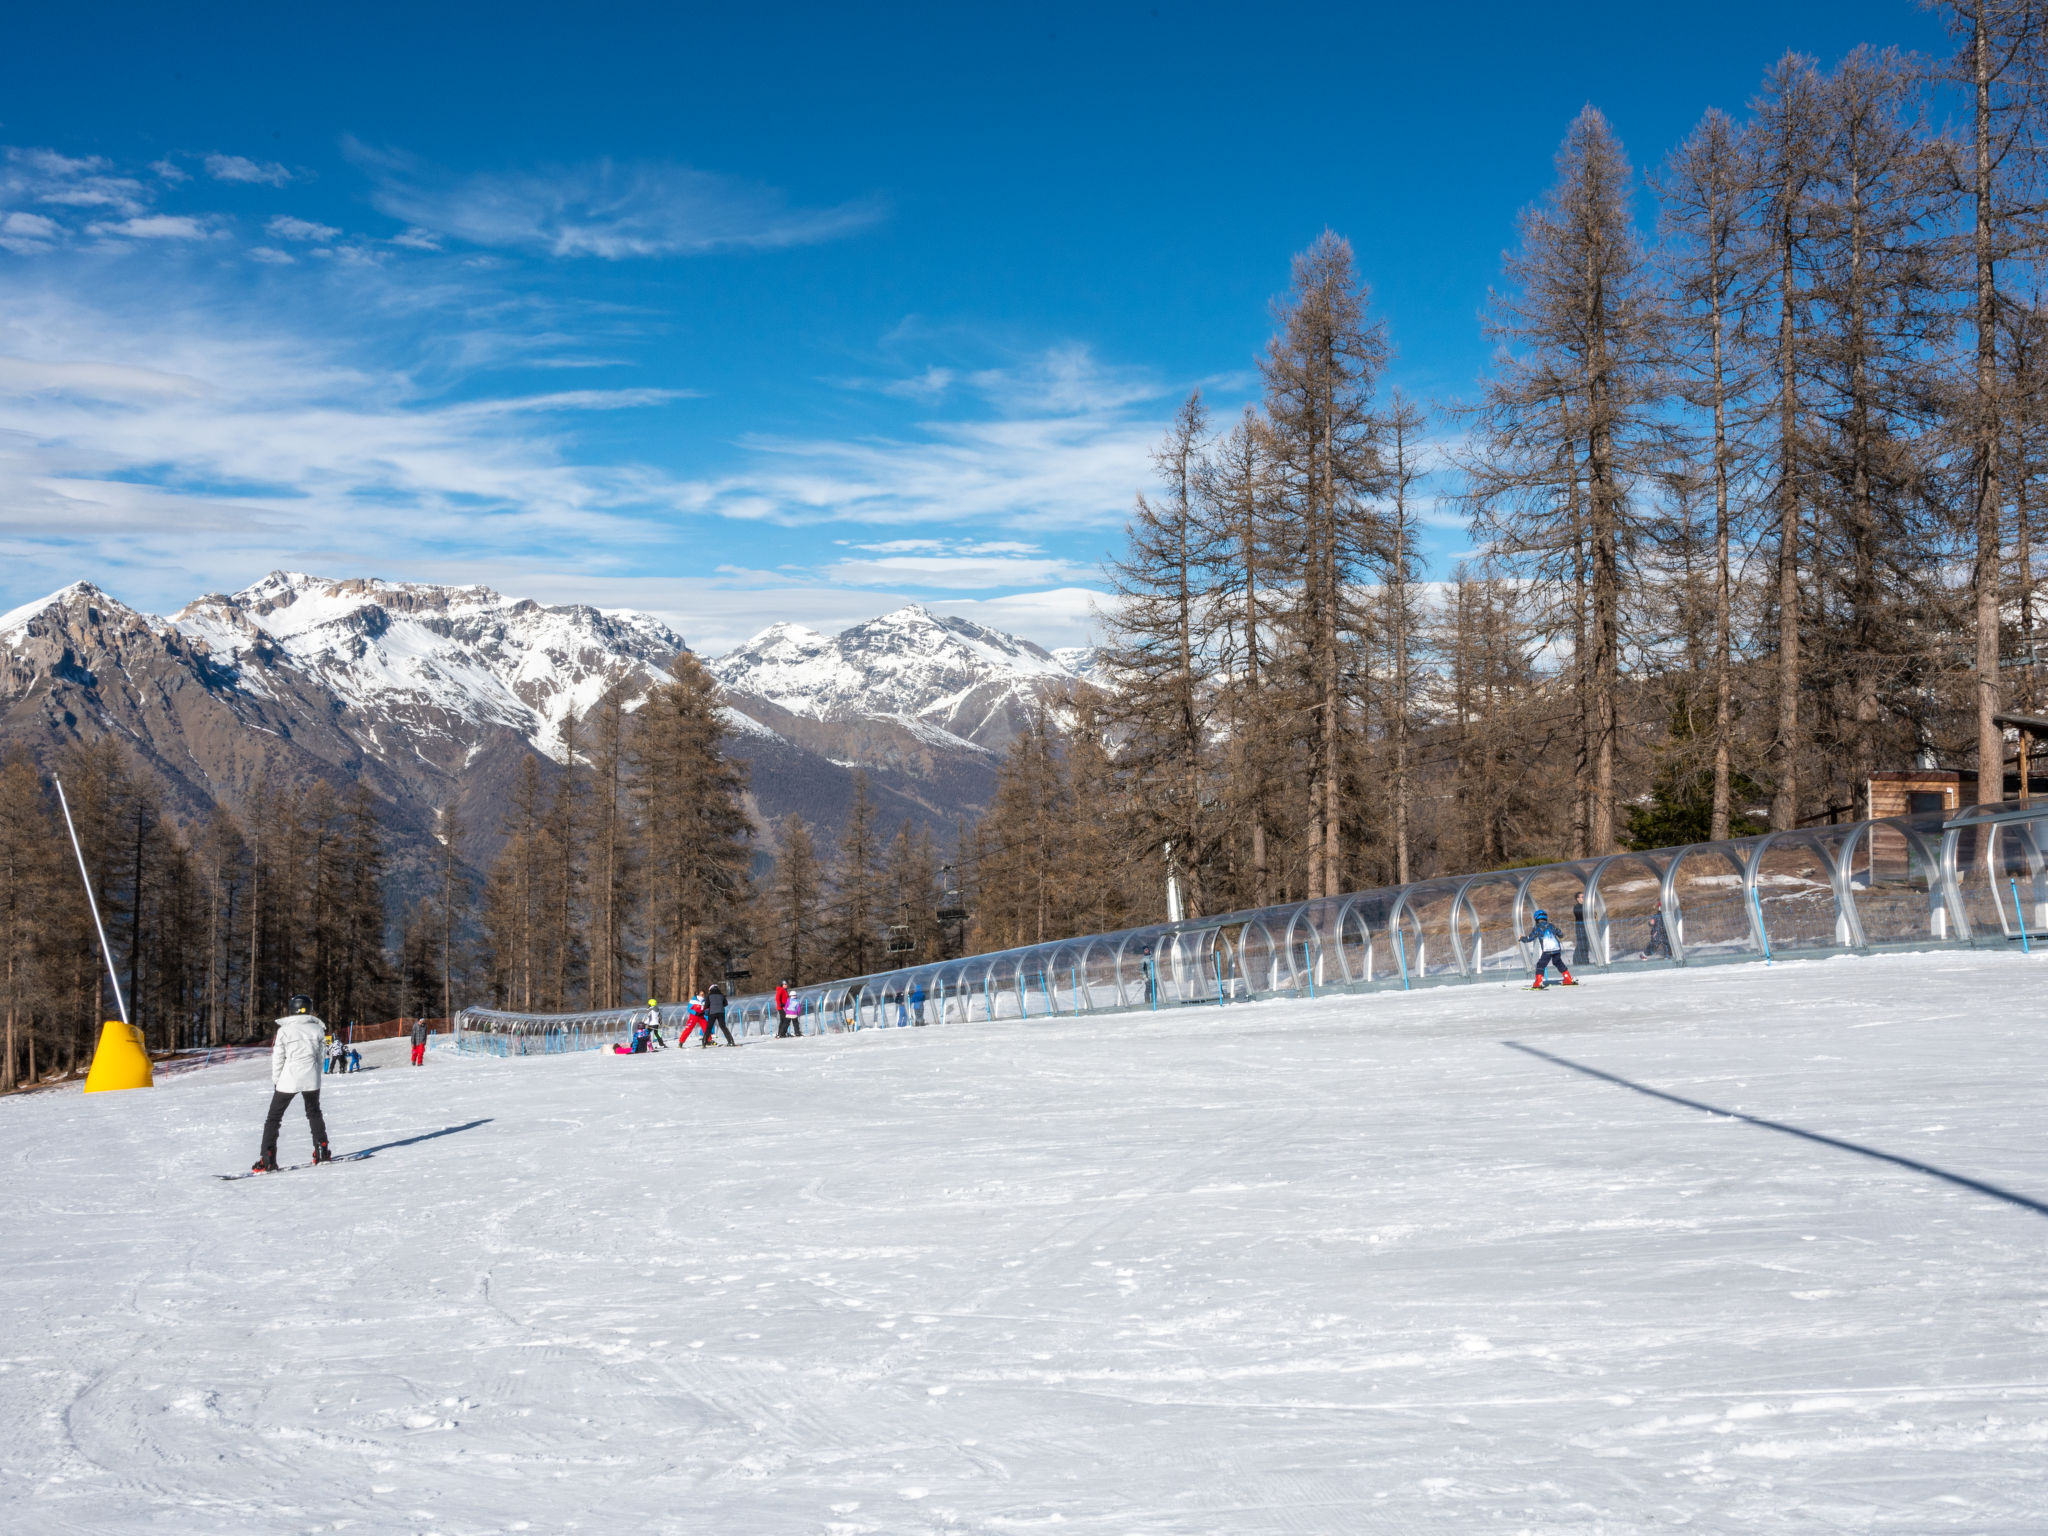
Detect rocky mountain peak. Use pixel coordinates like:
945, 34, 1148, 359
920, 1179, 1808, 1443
709, 603, 1081, 750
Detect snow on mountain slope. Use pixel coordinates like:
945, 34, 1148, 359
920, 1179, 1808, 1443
710, 603, 1080, 749
6, 948, 2048, 1532
173, 573, 685, 761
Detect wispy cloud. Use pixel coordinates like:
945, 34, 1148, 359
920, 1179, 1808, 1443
205, 153, 292, 186
266, 215, 339, 243
87, 214, 212, 240
822, 548, 1095, 590
348, 139, 886, 259
0, 270, 701, 609
2, 147, 147, 216
675, 346, 1166, 532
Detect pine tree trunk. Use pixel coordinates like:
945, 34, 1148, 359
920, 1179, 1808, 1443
1772, 201, 1804, 831
1710, 225, 1734, 842
1972, 9, 2005, 806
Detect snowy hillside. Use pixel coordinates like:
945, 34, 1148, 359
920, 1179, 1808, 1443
6, 947, 2047, 1531
710, 603, 1083, 748
173, 572, 685, 763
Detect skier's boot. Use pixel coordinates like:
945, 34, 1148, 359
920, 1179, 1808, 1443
1530, 978, 1545, 990
1560, 972, 1578, 986
312, 1141, 333, 1165
251, 1153, 279, 1174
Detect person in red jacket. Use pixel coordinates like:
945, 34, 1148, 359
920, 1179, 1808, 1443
774, 980, 797, 1038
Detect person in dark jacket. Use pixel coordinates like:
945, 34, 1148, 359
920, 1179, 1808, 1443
410, 1016, 430, 1067
701, 983, 736, 1047
1571, 895, 1591, 967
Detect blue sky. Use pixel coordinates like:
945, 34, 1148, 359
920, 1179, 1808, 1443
0, 0, 1948, 652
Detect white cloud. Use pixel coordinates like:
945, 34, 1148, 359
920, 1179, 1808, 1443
265, 215, 339, 243
88, 215, 210, 240
0, 355, 209, 398
205, 154, 292, 186
348, 139, 885, 259
246, 246, 295, 264
0, 211, 60, 253
823, 551, 1094, 589
2, 146, 146, 216
150, 159, 189, 183
389, 226, 441, 251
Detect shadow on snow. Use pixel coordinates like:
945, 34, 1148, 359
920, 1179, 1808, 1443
1503, 1041, 2048, 1220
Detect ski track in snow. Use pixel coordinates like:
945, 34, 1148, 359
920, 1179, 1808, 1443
3, 949, 2047, 1533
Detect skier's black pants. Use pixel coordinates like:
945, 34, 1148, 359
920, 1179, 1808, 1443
701, 1017, 735, 1046
776, 1017, 800, 1038
261, 1090, 327, 1161
1532, 951, 1570, 982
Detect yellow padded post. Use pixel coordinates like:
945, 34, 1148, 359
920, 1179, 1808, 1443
82, 1020, 154, 1093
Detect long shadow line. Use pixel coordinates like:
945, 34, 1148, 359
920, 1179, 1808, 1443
1502, 1041, 2048, 1220
341, 1118, 495, 1162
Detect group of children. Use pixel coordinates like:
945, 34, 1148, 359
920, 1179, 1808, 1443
613, 978, 810, 1053
617, 983, 741, 1054
322, 1032, 363, 1073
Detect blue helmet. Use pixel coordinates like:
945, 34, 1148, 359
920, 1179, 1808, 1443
1533, 909, 1548, 922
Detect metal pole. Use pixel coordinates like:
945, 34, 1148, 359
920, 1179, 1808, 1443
53, 776, 129, 1026
1395, 927, 1411, 990
2011, 876, 2032, 953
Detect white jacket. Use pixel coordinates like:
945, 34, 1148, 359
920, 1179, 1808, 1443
271, 1014, 327, 1094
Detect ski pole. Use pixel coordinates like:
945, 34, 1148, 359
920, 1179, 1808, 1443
2011, 876, 2031, 954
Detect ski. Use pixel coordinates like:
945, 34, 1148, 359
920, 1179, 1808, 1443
217, 1151, 365, 1181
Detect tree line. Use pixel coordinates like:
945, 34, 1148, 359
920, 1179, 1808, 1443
960, 9, 2048, 945
0, 742, 398, 1090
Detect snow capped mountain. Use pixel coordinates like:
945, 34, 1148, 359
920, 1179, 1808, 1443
172, 573, 685, 762
0, 576, 1070, 883
709, 604, 1083, 749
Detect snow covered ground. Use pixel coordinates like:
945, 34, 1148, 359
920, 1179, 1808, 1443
5, 948, 2048, 1533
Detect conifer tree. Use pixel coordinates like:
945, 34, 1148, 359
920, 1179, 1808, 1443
827, 773, 882, 977
1100, 389, 1220, 914
1464, 107, 1667, 855
631, 652, 753, 1000
762, 813, 822, 985
1261, 231, 1390, 894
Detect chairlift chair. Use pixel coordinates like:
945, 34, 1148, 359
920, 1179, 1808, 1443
885, 923, 916, 956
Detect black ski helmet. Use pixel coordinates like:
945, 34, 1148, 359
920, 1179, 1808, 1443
289, 993, 314, 1014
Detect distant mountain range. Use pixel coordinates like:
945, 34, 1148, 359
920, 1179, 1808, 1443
0, 572, 1094, 893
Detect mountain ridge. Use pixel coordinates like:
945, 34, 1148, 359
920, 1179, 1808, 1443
0, 574, 1088, 901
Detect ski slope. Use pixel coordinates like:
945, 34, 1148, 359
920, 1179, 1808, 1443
4, 949, 2047, 1533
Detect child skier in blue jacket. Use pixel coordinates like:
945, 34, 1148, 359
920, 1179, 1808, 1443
1520, 909, 1576, 988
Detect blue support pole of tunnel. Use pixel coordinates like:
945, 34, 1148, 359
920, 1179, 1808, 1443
2012, 877, 2032, 953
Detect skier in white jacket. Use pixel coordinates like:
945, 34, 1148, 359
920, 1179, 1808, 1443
254, 995, 333, 1173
